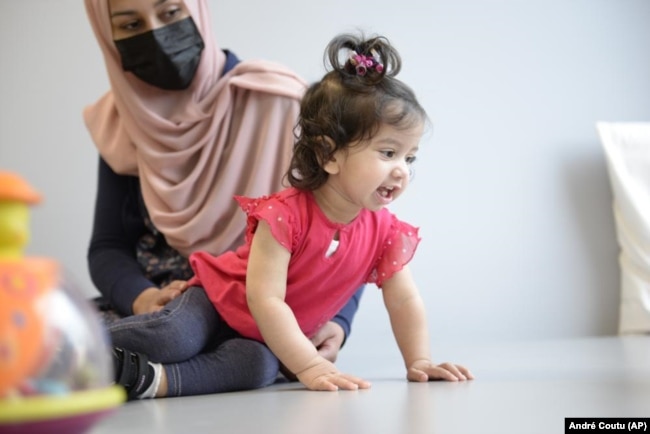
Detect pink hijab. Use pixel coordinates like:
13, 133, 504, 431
83, 0, 307, 257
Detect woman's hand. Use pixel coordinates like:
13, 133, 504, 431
280, 321, 346, 381
407, 360, 474, 382
296, 357, 371, 391
132, 280, 188, 315
311, 321, 345, 363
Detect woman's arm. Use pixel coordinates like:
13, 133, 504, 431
246, 220, 370, 391
87, 157, 155, 315
328, 284, 365, 346
382, 266, 473, 382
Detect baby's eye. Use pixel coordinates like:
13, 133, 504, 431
406, 155, 417, 164
380, 150, 396, 159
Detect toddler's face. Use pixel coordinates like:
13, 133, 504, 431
325, 122, 423, 213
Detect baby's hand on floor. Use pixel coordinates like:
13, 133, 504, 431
407, 360, 474, 382
305, 372, 372, 391
296, 358, 371, 391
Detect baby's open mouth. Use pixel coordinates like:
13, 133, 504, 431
378, 186, 394, 198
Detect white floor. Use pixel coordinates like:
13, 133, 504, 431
89, 336, 650, 434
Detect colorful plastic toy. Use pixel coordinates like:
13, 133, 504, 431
0, 171, 125, 434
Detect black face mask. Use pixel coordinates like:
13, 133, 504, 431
114, 17, 204, 91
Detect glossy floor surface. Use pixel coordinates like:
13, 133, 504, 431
90, 336, 649, 434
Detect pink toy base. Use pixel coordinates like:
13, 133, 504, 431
0, 408, 116, 434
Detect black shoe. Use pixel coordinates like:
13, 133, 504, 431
112, 347, 154, 401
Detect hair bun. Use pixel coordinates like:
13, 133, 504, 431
325, 33, 402, 84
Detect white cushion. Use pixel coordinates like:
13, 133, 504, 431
597, 122, 650, 334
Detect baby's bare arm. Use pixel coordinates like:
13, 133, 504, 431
246, 221, 370, 391
382, 267, 431, 366
382, 267, 473, 382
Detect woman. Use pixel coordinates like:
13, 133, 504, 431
83, 0, 364, 397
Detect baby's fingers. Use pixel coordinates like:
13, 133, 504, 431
455, 364, 474, 380
335, 374, 372, 391
408, 362, 472, 382
408, 366, 458, 382
308, 374, 371, 391
435, 362, 469, 381
308, 378, 340, 392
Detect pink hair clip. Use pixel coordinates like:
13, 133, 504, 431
349, 50, 384, 76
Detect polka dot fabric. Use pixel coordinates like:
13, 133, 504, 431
236, 195, 297, 253
369, 217, 420, 287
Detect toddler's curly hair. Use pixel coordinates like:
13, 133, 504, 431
287, 32, 427, 191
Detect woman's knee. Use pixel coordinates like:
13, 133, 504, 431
152, 288, 219, 361
220, 339, 279, 389
109, 287, 218, 362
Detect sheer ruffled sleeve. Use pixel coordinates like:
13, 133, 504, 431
236, 195, 296, 253
369, 217, 421, 287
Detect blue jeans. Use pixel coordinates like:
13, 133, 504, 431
108, 286, 279, 396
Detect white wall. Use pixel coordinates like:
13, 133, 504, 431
2, 1, 650, 355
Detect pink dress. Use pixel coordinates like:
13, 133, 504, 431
188, 188, 420, 341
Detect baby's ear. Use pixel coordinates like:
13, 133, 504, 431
318, 136, 341, 175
